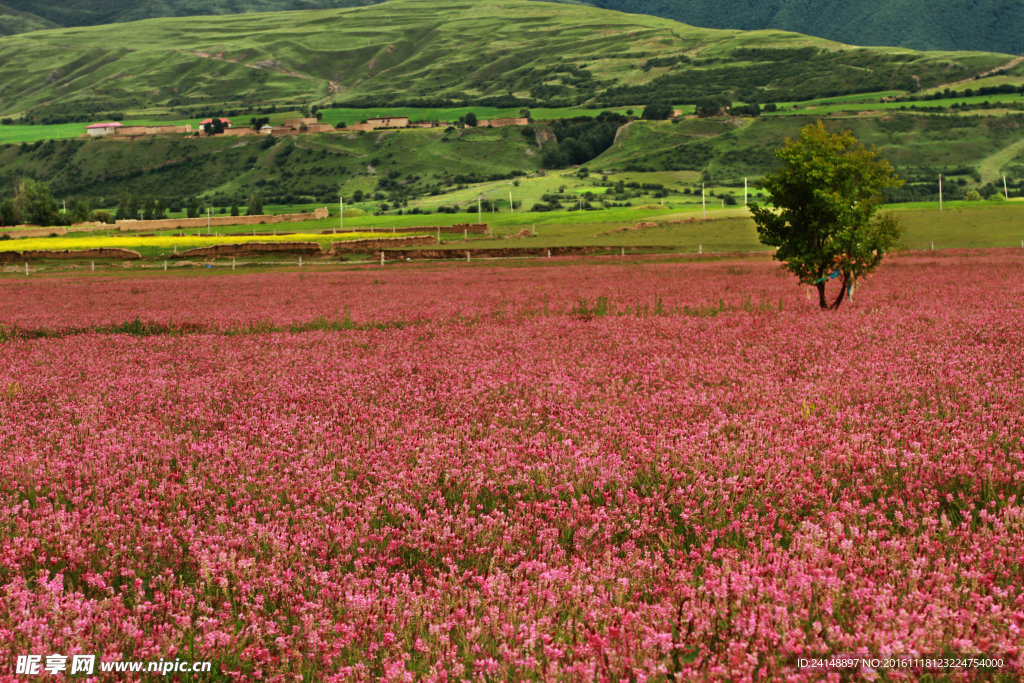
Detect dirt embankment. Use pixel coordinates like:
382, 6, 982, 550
172, 242, 325, 259
332, 236, 437, 253
2, 248, 141, 261
323, 224, 489, 236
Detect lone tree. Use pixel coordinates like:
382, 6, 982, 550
750, 121, 904, 310
694, 96, 730, 118
464, 112, 478, 127
246, 194, 264, 216
203, 118, 226, 135
642, 102, 674, 120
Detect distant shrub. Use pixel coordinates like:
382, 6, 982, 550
642, 103, 674, 120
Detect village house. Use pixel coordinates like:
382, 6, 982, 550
86, 122, 123, 137
277, 117, 335, 134
200, 117, 232, 129
85, 122, 192, 138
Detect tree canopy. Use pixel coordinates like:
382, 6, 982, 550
246, 194, 264, 216
13, 179, 59, 226
642, 102, 674, 120
203, 118, 226, 135
749, 120, 904, 310
694, 96, 730, 118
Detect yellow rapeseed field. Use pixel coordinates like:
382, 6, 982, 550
0, 232, 428, 253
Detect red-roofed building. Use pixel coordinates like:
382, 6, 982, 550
86, 122, 124, 137
200, 118, 232, 128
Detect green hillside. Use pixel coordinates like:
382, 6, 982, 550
587, 0, 1024, 55
6, 0, 1023, 54
0, 0, 1012, 122
0, 2, 56, 36
594, 114, 1024, 193
0, 124, 544, 208
3, 112, 1021, 212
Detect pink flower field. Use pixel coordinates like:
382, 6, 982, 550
1, 251, 1022, 681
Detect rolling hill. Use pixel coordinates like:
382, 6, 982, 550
0, 2, 56, 36
5, 0, 1022, 54
0, 0, 1013, 122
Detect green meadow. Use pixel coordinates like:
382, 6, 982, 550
7, 203, 1021, 263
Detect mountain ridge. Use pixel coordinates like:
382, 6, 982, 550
0, 2, 56, 36
0, 0, 383, 28
4, 0, 1023, 53
0, 0, 1014, 121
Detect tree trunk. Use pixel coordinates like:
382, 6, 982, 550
830, 273, 850, 310
816, 281, 827, 310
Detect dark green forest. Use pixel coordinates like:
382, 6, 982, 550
588, 0, 1024, 54
0, 2, 54, 35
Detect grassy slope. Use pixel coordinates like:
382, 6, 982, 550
0, 2, 55, 36
0, 0, 1009, 119
765, 93, 1024, 117
588, 115, 1024, 184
